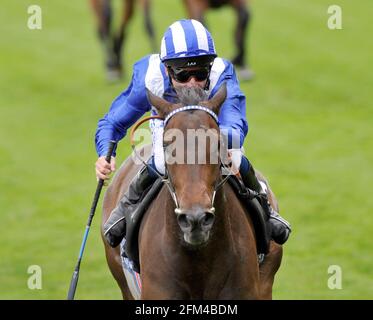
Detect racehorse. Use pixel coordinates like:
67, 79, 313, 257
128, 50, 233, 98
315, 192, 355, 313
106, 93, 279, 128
101, 85, 282, 299
90, 0, 156, 81
183, 0, 254, 80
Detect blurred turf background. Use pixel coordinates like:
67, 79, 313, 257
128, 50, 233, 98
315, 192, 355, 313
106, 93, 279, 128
0, 0, 372, 299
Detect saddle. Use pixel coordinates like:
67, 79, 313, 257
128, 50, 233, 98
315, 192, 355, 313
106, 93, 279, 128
227, 175, 271, 254
123, 176, 271, 273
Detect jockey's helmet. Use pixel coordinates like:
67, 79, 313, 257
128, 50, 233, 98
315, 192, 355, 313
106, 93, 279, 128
160, 19, 217, 69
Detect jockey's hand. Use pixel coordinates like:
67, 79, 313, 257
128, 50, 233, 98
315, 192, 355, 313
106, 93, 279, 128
95, 156, 116, 181
227, 149, 241, 175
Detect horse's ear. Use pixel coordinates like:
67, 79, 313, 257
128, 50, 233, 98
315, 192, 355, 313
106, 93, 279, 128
201, 83, 227, 115
146, 89, 175, 118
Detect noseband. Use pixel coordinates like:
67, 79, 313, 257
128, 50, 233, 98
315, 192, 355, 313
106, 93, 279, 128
130, 106, 231, 215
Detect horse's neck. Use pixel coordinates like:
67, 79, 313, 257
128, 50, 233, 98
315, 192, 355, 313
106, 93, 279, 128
212, 186, 234, 243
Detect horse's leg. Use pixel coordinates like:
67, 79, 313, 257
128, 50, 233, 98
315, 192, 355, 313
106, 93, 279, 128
230, 0, 249, 67
101, 152, 147, 300
259, 241, 283, 299
140, 0, 157, 52
102, 189, 135, 300
90, 0, 111, 35
113, 0, 135, 75
183, 0, 209, 25
90, 0, 120, 79
230, 0, 255, 80
103, 242, 134, 299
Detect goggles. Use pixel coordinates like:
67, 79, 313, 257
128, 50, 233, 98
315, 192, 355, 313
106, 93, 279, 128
169, 66, 210, 83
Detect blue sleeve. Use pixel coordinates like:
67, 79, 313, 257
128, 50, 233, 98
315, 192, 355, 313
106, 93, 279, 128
211, 60, 248, 149
95, 56, 152, 156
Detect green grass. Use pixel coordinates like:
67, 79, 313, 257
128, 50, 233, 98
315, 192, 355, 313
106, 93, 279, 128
0, 0, 372, 299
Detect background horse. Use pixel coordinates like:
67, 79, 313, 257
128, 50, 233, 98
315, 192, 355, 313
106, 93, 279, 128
101, 86, 282, 299
183, 0, 254, 80
90, 0, 156, 81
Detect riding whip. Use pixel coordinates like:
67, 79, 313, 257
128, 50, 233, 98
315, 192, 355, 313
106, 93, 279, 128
67, 140, 116, 300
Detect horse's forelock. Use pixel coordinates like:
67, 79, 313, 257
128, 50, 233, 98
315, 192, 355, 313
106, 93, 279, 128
175, 86, 208, 106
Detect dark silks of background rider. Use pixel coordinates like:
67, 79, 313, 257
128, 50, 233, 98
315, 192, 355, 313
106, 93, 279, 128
0, 0, 372, 299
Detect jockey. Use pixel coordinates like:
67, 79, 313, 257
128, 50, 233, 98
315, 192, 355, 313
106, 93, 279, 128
95, 19, 291, 248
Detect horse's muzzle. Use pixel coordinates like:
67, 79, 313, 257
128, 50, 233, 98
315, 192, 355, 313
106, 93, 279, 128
176, 209, 215, 246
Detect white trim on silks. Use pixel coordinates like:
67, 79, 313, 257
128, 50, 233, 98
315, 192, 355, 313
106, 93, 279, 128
145, 54, 164, 97
207, 58, 226, 96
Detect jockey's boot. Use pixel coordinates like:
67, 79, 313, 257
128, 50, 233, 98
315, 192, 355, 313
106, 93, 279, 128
103, 165, 156, 247
240, 161, 291, 245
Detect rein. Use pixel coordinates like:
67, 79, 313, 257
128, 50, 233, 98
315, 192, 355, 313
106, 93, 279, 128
130, 107, 231, 215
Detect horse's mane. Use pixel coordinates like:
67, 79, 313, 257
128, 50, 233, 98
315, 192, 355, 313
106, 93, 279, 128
175, 86, 208, 106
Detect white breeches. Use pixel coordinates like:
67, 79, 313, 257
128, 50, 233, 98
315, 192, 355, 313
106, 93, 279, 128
150, 119, 166, 175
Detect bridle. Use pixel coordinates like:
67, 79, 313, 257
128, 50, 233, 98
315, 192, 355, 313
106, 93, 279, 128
130, 106, 231, 215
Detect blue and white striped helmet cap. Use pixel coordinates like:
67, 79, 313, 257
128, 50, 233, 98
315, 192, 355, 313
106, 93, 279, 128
160, 19, 217, 62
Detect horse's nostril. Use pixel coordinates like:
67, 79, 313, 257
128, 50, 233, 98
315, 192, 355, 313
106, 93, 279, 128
200, 212, 215, 229
177, 214, 191, 230
177, 211, 215, 233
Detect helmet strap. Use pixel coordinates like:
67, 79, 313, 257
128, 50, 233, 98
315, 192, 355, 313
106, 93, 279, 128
204, 79, 210, 91
204, 67, 212, 91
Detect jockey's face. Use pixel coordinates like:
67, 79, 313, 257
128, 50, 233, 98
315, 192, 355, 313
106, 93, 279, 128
167, 66, 209, 90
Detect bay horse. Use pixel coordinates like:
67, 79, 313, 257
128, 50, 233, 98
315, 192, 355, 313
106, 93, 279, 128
90, 0, 156, 81
101, 85, 282, 299
183, 0, 254, 80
